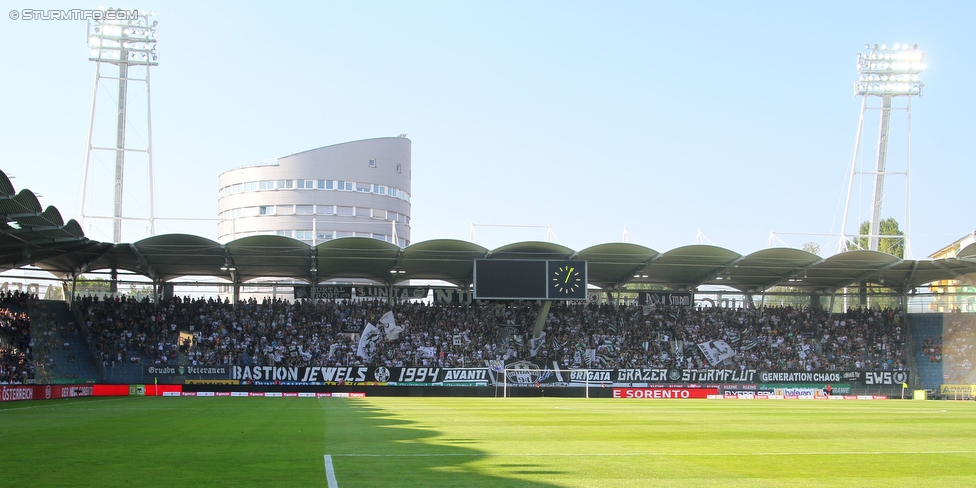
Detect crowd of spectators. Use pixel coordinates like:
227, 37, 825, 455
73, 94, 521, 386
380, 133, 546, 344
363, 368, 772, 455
0, 290, 36, 384
76, 294, 907, 373
28, 305, 81, 383
922, 336, 943, 362
942, 314, 976, 383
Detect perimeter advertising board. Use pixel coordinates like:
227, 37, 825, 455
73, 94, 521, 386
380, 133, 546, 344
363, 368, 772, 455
0, 384, 94, 402
613, 387, 718, 399
940, 384, 976, 397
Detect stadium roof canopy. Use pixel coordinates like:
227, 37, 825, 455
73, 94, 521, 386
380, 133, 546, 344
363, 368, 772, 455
3, 169, 976, 295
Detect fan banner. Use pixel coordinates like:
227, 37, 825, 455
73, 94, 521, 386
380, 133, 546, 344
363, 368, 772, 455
697, 340, 736, 366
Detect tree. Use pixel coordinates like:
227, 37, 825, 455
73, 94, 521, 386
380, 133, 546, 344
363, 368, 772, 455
848, 218, 904, 258
802, 242, 821, 256
73, 277, 112, 296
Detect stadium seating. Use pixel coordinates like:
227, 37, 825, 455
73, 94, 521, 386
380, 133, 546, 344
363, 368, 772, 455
8, 292, 963, 390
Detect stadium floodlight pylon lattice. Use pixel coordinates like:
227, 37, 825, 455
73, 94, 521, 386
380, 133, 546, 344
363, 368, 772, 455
501, 367, 595, 398
80, 9, 159, 243
838, 43, 924, 257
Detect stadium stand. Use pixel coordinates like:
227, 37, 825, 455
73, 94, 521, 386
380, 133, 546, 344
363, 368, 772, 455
29, 300, 98, 383
911, 314, 944, 388
20, 287, 976, 394
942, 314, 976, 385
0, 291, 35, 384
71, 295, 907, 376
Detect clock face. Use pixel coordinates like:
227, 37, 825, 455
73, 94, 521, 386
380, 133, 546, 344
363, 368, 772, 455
551, 264, 583, 295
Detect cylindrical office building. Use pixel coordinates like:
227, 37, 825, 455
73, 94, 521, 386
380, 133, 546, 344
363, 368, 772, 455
217, 136, 411, 246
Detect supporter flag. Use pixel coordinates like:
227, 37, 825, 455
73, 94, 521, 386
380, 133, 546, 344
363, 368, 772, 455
380, 311, 403, 341
530, 331, 546, 357
418, 346, 437, 358
356, 323, 381, 361
585, 348, 597, 366
697, 339, 736, 366
497, 325, 521, 349
489, 360, 504, 373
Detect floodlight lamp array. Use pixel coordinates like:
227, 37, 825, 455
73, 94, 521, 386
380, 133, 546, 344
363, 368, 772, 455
87, 10, 158, 66
854, 43, 923, 97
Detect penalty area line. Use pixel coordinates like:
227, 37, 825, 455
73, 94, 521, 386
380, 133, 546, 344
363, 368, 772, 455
324, 455, 338, 488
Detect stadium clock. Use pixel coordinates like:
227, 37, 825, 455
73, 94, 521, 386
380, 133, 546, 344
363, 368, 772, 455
548, 261, 586, 299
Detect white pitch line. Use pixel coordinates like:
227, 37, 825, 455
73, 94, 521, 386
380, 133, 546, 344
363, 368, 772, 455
331, 450, 976, 457
324, 455, 338, 488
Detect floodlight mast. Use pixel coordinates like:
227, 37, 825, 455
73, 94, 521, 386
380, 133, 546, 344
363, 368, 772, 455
80, 9, 159, 243
839, 44, 923, 255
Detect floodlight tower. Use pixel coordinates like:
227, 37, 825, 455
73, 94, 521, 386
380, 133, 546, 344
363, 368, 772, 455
839, 43, 924, 256
80, 9, 159, 243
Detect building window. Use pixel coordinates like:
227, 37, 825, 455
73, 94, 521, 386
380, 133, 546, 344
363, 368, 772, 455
317, 180, 325, 189
276, 230, 292, 238
277, 179, 293, 189
296, 205, 314, 215
317, 231, 334, 241
355, 207, 370, 217
259, 180, 274, 190
372, 233, 388, 241
316, 205, 335, 215
337, 206, 354, 217
295, 230, 313, 240
258, 206, 274, 215
277, 205, 294, 215
369, 158, 376, 168
336, 231, 354, 238
396, 163, 401, 173
356, 183, 370, 193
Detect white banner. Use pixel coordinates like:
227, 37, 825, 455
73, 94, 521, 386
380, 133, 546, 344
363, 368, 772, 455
697, 340, 736, 366
379, 311, 403, 340
357, 323, 381, 361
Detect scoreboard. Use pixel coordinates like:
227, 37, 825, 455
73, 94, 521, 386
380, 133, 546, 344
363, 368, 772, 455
473, 259, 587, 300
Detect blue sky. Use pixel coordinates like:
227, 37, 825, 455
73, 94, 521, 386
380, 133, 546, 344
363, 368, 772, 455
1, 1, 973, 258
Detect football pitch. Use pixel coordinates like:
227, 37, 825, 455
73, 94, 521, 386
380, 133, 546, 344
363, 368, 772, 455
2, 396, 975, 487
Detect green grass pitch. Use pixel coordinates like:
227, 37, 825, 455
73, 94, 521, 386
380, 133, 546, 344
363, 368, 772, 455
2, 396, 975, 487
